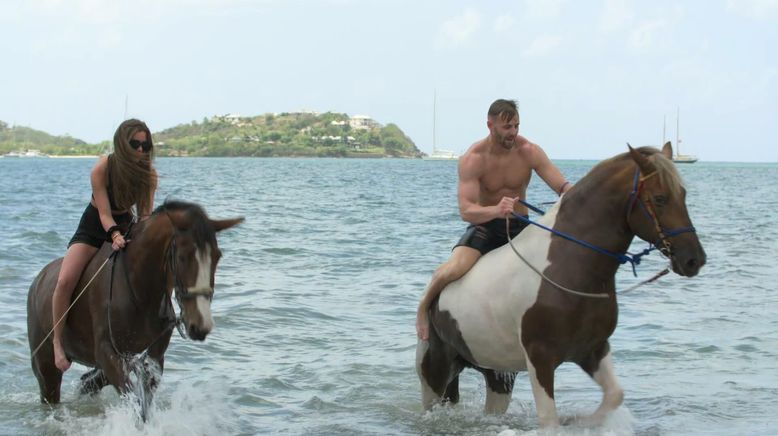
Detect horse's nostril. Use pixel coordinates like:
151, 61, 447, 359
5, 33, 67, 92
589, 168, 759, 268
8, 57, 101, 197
188, 325, 208, 341
687, 258, 698, 269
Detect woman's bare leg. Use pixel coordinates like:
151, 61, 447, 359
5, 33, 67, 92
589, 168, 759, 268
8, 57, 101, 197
52, 243, 98, 372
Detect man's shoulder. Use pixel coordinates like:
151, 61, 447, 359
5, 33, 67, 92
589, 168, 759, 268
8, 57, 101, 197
515, 135, 538, 150
461, 139, 488, 160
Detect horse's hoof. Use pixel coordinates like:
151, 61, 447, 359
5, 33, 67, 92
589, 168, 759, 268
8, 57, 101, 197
79, 368, 107, 396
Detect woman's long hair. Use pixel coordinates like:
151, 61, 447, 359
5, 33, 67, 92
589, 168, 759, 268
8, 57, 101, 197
108, 119, 156, 216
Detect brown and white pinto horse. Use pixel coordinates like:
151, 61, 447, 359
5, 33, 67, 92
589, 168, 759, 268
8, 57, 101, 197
416, 143, 706, 428
27, 200, 242, 412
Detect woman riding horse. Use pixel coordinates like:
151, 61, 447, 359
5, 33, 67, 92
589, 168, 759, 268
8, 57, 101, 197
416, 143, 706, 428
50, 119, 158, 373
28, 200, 242, 409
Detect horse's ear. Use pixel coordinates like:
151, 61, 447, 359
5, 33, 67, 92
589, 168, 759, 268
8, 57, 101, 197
627, 143, 655, 174
661, 141, 673, 159
210, 217, 244, 232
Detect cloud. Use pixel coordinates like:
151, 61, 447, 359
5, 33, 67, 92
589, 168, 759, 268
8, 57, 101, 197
628, 19, 667, 49
599, 0, 635, 33
626, 5, 683, 51
524, 0, 566, 19
494, 15, 515, 34
437, 8, 481, 47
727, 0, 778, 21
521, 34, 562, 57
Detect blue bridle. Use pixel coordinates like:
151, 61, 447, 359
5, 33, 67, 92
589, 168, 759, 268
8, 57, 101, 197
511, 168, 696, 276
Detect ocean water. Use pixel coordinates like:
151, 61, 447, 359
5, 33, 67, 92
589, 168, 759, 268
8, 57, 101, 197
0, 156, 776, 436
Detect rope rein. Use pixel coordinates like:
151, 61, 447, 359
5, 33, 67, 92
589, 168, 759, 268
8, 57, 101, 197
505, 218, 609, 298
505, 167, 694, 299
505, 215, 670, 298
32, 220, 185, 361
31, 253, 115, 358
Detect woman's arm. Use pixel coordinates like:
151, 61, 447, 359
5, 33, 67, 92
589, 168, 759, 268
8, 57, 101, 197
91, 156, 125, 249
91, 156, 116, 233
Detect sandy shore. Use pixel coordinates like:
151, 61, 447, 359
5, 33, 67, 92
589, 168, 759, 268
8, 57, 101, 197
48, 155, 101, 159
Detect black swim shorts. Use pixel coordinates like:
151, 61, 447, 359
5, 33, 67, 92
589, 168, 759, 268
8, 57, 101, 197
454, 216, 530, 255
68, 203, 132, 249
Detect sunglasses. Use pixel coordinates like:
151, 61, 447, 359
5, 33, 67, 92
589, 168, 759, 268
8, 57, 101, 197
129, 139, 152, 152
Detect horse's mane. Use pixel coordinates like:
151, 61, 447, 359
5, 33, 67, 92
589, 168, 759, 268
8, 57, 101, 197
152, 200, 216, 249
592, 146, 684, 197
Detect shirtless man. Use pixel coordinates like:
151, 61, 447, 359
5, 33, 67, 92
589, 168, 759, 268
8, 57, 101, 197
416, 99, 572, 340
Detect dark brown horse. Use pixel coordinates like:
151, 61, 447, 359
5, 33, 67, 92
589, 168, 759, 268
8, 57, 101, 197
27, 200, 242, 413
416, 143, 706, 428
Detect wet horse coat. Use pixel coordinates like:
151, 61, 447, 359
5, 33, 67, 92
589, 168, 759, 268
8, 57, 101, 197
27, 201, 242, 407
416, 144, 706, 427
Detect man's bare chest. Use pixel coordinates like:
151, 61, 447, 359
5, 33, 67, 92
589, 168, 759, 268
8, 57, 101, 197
479, 161, 532, 193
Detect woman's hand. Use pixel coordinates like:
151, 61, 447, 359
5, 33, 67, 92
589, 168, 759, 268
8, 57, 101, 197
111, 232, 126, 251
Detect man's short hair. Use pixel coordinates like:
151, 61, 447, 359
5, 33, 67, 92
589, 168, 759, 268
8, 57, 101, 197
488, 99, 519, 121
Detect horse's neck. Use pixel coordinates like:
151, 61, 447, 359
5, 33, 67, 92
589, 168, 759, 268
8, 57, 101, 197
552, 167, 636, 276
123, 221, 171, 303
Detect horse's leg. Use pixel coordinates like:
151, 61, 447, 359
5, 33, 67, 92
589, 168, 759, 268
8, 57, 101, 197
577, 347, 624, 426
525, 346, 559, 428
416, 329, 464, 410
442, 374, 459, 405
136, 355, 165, 420
31, 350, 62, 404
480, 369, 516, 414
79, 368, 109, 396
94, 340, 130, 395
416, 340, 442, 409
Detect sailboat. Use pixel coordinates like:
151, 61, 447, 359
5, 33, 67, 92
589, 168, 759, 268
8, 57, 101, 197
668, 107, 697, 164
423, 92, 459, 160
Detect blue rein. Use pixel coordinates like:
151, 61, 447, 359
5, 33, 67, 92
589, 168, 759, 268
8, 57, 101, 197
512, 168, 696, 276
510, 209, 650, 276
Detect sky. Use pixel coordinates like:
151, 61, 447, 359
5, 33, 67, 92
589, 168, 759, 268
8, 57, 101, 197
1, 0, 776, 162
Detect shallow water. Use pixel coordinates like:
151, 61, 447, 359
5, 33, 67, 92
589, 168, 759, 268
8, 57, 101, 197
1, 157, 777, 435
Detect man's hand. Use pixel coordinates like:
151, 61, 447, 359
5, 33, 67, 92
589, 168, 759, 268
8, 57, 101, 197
496, 196, 518, 218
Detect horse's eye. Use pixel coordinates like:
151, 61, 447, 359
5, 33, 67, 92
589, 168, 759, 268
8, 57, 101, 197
654, 195, 668, 206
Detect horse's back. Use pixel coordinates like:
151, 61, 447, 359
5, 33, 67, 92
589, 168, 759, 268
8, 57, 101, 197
434, 204, 561, 370
26, 244, 111, 352
26, 257, 63, 349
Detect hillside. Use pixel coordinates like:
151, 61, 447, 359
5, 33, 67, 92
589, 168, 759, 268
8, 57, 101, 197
0, 112, 422, 158
0, 121, 105, 155
154, 112, 421, 158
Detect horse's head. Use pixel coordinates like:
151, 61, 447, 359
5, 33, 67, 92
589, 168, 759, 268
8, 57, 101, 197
160, 201, 243, 340
626, 142, 706, 277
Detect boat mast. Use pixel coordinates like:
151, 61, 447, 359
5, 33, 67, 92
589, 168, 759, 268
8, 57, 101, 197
662, 114, 666, 146
432, 90, 437, 154
676, 106, 680, 156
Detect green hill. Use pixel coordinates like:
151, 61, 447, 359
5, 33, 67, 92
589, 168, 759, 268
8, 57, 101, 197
154, 112, 422, 158
0, 112, 422, 158
0, 121, 105, 155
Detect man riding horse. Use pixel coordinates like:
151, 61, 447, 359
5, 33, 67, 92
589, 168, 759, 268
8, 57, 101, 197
416, 99, 572, 340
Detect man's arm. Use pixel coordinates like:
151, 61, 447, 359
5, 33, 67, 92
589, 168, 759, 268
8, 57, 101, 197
531, 144, 571, 195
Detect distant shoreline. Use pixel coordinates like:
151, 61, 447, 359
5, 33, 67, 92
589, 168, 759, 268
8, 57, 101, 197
48, 155, 100, 159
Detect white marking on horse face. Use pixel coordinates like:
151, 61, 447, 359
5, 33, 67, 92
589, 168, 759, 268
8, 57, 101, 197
195, 295, 214, 332
191, 244, 215, 331
437, 200, 562, 370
